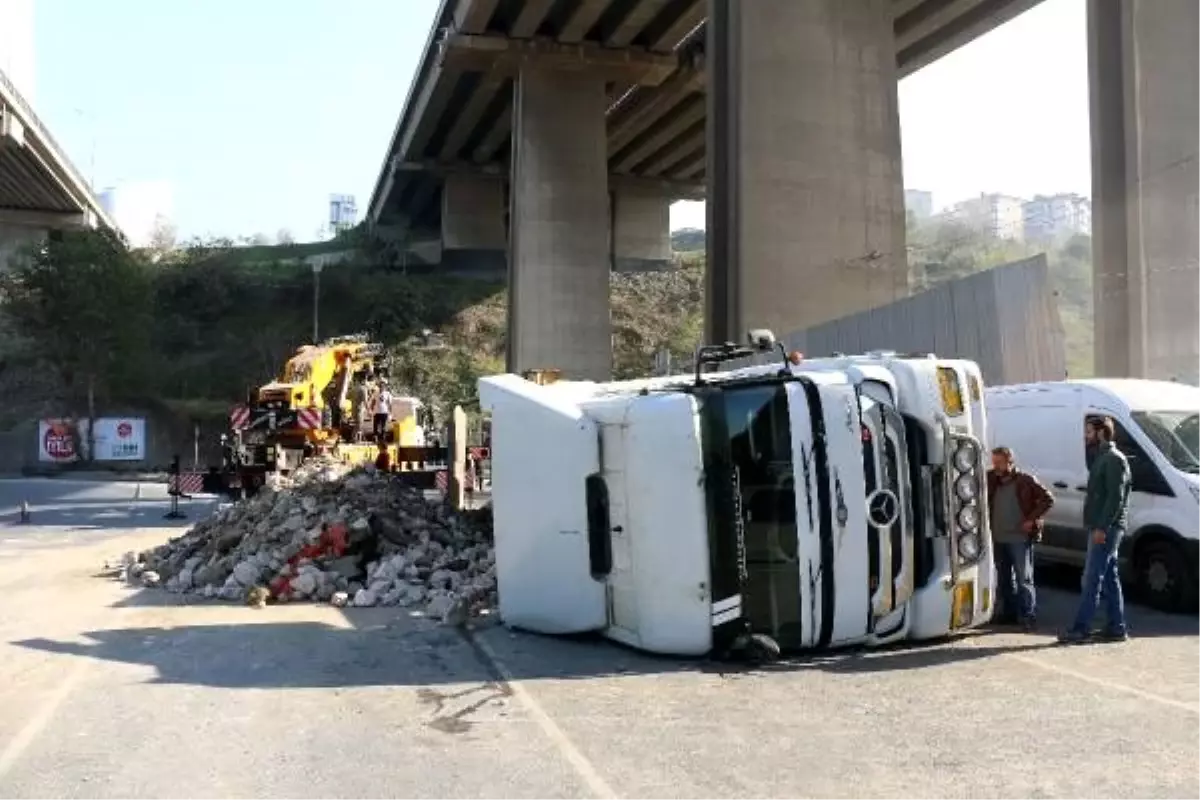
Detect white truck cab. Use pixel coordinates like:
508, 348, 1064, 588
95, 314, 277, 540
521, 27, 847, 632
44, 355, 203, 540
479, 341, 995, 657
985, 379, 1199, 611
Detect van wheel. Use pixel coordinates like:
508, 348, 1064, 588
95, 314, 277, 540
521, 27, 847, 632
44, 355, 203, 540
1134, 539, 1195, 612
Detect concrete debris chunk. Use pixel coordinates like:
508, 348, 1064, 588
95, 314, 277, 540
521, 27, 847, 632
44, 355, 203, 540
122, 455, 495, 625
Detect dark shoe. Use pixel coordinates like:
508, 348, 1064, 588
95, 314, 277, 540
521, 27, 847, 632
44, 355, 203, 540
1020, 617, 1037, 633
1057, 628, 1091, 644
1096, 629, 1129, 642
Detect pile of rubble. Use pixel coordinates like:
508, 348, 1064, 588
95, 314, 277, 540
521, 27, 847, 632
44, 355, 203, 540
120, 458, 495, 624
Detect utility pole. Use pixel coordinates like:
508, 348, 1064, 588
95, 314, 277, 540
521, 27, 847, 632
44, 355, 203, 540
312, 261, 323, 343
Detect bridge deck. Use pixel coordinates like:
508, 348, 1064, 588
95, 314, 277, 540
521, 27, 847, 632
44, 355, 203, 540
370, 0, 1042, 229
0, 69, 112, 228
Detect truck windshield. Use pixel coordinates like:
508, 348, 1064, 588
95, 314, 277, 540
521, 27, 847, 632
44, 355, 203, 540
1132, 410, 1200, 473
698, 381, 802, 647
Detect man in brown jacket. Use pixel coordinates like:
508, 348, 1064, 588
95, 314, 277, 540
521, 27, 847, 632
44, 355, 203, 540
987, 446, 1055, 630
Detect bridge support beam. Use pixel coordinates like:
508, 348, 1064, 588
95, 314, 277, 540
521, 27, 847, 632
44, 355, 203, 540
611, 189, 671, 272
441, 172, 507, 273
507, 69, 611, 380
1088, 0, 1199, 382
705, 0, 907, 344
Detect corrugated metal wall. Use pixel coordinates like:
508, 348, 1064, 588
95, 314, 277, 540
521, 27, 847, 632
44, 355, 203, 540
737, 255, 1068, 386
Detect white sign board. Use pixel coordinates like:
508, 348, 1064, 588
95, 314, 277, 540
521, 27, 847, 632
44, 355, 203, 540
37, 417, 146, 462
92, 417, 146, 461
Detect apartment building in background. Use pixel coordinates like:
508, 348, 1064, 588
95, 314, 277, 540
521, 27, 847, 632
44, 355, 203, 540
945, 193, 1025, 240
1023, 192, 1092, 242
0, 0, 35, 102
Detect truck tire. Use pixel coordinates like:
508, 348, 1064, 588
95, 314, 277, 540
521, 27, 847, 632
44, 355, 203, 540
1133, 537, 1196, 613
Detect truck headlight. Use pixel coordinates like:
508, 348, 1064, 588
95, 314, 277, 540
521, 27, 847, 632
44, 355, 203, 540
957, 505, 980, 531
955, 474, 978, 502
952, 441, 978, 473
957, 532, 981, 561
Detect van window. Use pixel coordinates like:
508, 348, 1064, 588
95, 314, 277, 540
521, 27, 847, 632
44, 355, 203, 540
1131, 411, 1200, 474
1084, 416, 1174, 496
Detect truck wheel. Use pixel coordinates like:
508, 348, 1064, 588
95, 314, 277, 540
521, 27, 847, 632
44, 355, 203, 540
1134, 538, 1195, 612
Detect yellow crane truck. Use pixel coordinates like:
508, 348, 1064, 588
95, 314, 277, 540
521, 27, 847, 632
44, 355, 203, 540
215, 335, 445, 496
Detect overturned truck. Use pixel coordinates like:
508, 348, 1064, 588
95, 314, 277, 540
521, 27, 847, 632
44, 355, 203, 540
480, 332, 996, 658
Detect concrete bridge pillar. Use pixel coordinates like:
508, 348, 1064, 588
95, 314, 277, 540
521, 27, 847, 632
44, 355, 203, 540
705, 0, 907, 344
441, 173, 507, 273
1088, 0, 1199, 382
507, 69, 611, 380
611, 189, 672, 272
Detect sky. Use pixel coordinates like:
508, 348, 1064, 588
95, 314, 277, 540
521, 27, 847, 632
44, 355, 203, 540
31, 0, 1090, 241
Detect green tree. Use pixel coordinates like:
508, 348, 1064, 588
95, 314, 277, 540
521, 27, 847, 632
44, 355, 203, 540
0, 227, 153, 458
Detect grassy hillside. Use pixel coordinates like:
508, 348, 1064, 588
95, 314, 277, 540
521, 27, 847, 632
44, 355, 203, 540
1, 223, 1093, 437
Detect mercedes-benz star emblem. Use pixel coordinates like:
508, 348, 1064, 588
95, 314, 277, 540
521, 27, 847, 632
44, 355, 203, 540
866, 489, 900, 529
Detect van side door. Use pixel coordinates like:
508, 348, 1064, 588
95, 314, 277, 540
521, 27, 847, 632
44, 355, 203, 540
1017, 402, 1094, 566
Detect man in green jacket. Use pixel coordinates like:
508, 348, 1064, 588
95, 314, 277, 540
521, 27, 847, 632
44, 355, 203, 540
1060, 416, 1132, 643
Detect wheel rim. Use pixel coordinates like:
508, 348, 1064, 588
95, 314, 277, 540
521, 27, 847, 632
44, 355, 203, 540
1146, 559, 1173, 593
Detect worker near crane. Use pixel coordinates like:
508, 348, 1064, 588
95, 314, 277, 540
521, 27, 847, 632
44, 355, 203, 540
373, 378, 394, 442
352, 376, 371, 442
374, 440, 391, 472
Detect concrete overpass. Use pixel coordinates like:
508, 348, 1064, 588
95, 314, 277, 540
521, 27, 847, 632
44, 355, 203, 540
0, 67, 114, 270
370, 0, 1198, 383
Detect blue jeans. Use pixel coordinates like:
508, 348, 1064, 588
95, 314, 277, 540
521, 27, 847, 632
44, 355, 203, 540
1071, 525, 1127, 635
996, 540, 1036, 620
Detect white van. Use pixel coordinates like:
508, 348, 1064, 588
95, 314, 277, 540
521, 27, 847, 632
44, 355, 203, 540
985, 379, 1199, 611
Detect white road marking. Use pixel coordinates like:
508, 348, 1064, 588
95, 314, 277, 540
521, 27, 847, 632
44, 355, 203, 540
1002, 650, 1198, 714
472, 633, 618, 800
0, 656, 92, 779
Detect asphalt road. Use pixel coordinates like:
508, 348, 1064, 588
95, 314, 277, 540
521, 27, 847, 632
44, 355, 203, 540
0, 479, 1196, 798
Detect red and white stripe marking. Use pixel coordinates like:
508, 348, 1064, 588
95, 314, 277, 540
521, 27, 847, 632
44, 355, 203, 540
435, 470, 448, 492
230, 405, 250, 430
296, 407, 322, 429
170, 472, 205, 495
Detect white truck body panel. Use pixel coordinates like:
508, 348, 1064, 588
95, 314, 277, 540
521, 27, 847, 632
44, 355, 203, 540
477, 374, 607, 633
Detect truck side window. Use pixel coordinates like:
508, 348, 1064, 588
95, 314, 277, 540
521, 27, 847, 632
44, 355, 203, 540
1085, 415, 1174, 496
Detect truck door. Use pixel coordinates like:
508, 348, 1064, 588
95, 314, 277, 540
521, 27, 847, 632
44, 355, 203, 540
701, 383, 804, 651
